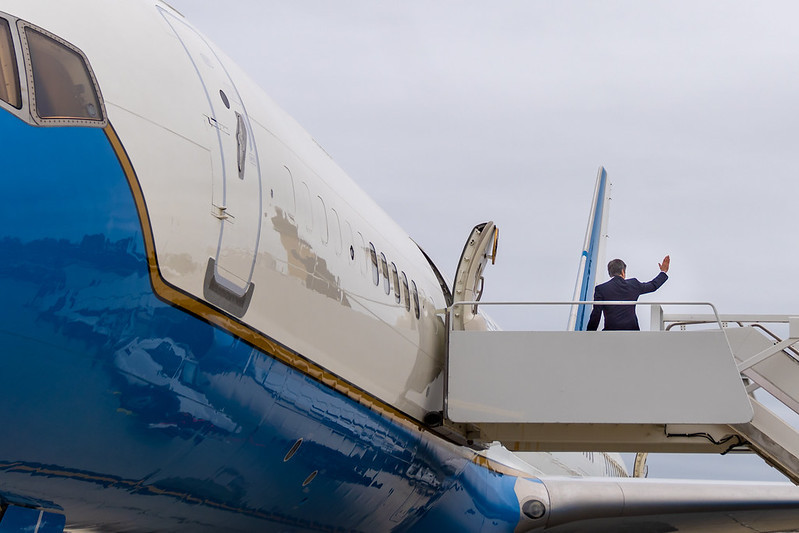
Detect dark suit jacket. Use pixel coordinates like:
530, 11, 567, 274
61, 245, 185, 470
587, 272, 668, 331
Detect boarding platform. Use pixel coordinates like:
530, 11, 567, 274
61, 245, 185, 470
440, 301, 799, 483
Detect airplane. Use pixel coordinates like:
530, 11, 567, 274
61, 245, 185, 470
1, 1, 799, 531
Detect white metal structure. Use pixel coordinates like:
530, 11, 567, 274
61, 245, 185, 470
445, 301, 799, 482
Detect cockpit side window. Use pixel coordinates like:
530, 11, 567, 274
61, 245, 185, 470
23, 26, 104, 123
0, 18, 21, 109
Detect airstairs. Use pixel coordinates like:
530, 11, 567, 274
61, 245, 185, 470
440, 302, 799, 483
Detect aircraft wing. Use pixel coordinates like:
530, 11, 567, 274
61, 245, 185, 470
521, 475, 799, 532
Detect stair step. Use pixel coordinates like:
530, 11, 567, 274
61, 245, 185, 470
731, 398, 799, 484
726, 327, 799, 413
724, 326, 799, 483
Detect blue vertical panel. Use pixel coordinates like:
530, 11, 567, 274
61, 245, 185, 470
574, 167, 608, 330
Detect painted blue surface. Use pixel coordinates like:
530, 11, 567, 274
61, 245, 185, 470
0, 109, 524, 530
0, 506, 65, 533
573, 168, 608, 331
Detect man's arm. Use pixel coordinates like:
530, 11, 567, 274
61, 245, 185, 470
586, 287, 603, 331
639, 255, 671, 294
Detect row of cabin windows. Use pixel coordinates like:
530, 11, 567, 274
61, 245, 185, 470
274, 168, 354, 263
605, 459, 626, 478
582, 452, 626, 477
370, 243, 421, 319
272, 167, 422, 321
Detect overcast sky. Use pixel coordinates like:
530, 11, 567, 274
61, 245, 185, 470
166, 0, 799, 482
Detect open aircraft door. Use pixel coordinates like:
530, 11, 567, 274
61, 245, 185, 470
451, 222, 498, 331
161, 9, 262, 317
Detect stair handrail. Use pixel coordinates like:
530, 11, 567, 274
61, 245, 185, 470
747, 323, 799, 362
444, 300, 725, 332
663, 317, 799, 362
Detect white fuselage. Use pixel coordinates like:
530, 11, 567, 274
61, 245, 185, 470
0, 2, 632, 530
4, 0, 627, 477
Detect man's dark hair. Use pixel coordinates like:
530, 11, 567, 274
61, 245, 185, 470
608, 258, 626, 277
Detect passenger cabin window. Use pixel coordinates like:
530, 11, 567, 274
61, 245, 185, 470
313, 195, 328, 244
380, 253, 390, 295
411, 280, 420, 319
401, 272, 410, 312
369, 243, 379, 286
344, 221, 355, 263
330, 208, 342, 255
0, 19, 21, 109
24, 27, 103, 122
391, 263, 400, 304
274, 166, 297, 217
298, 181, 312, 231
357, 232, 367, 274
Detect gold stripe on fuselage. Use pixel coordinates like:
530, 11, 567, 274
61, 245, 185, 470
102, 123, 424, 433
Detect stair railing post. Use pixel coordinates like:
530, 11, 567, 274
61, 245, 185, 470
650, 305, 664, 331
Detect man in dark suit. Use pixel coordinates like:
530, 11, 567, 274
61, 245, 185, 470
587, 256, 670, 331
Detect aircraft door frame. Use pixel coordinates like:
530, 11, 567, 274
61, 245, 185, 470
451, 222, 498, 331
160, 9, 263, 317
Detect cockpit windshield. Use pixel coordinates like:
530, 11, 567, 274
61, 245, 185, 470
24, 26, 103, 122
0, 18, 21, 109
